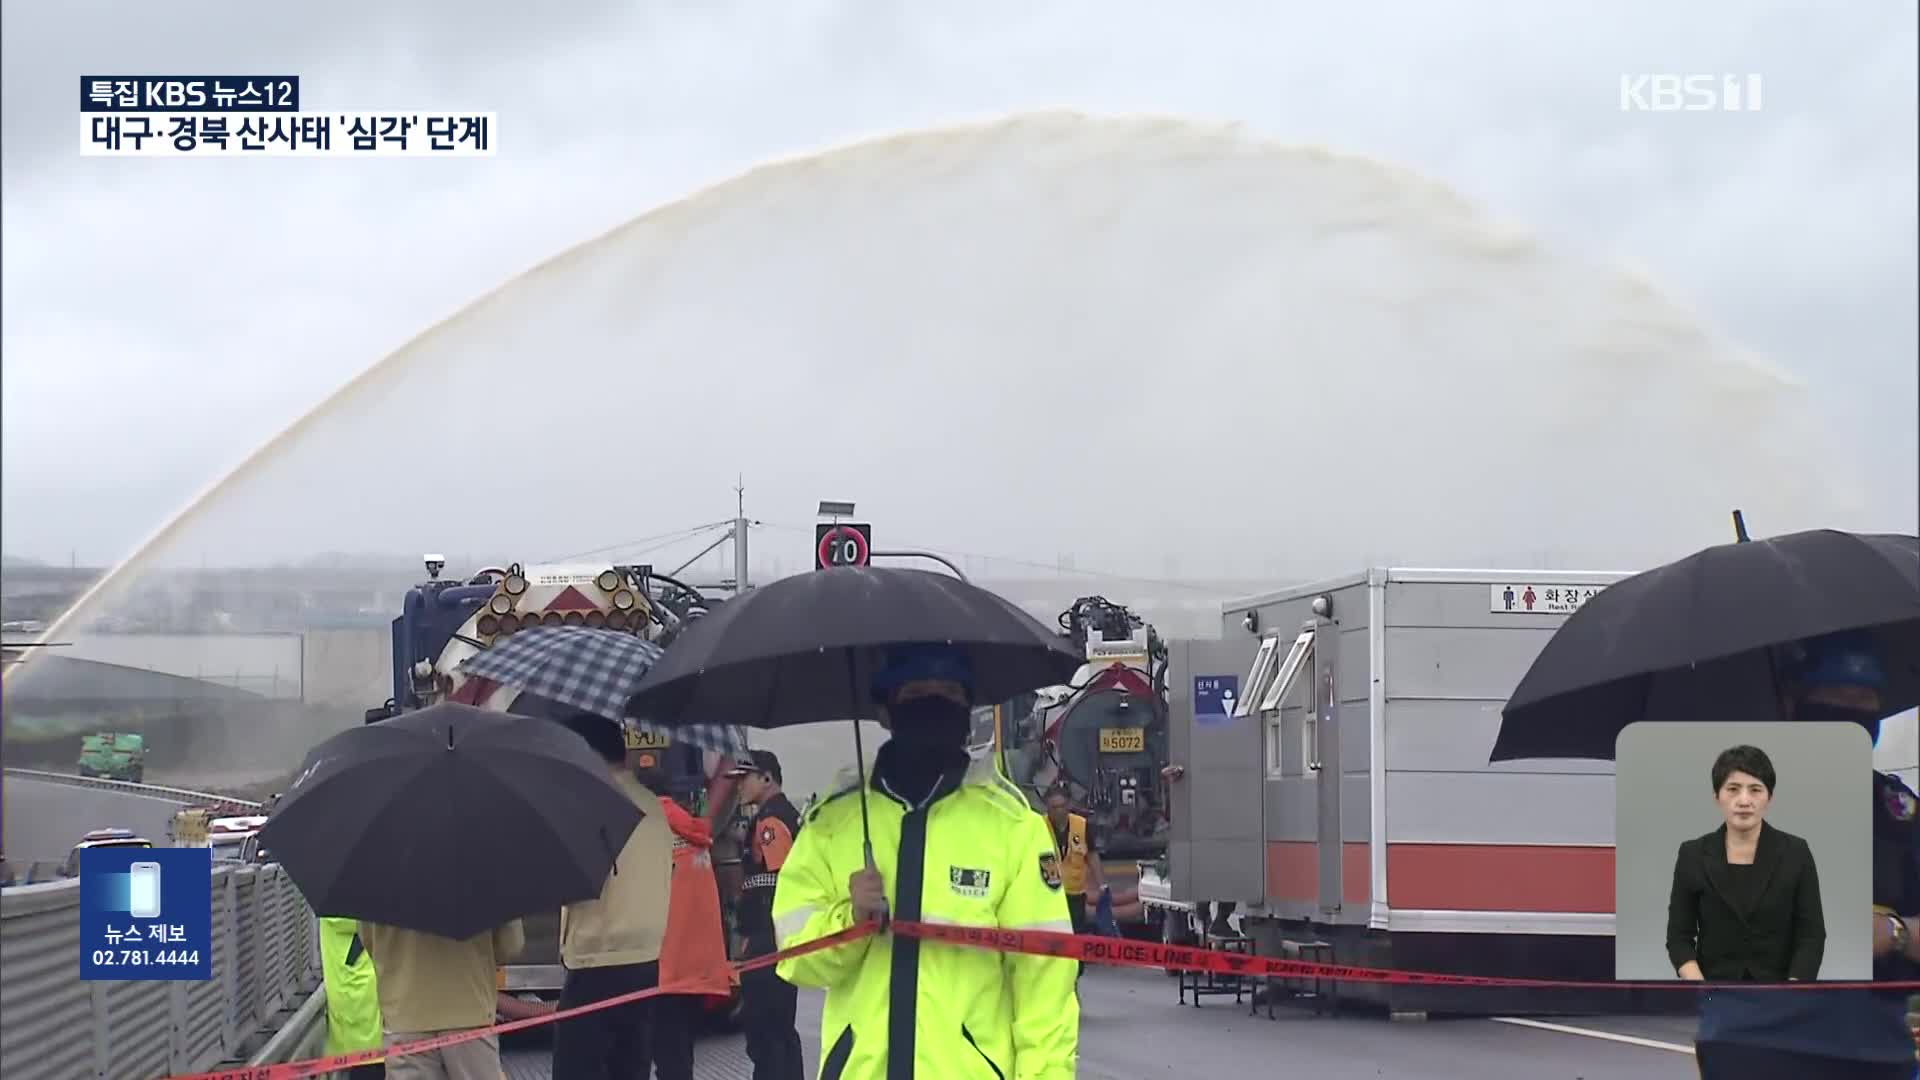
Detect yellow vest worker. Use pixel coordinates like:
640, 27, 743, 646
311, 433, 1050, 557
774, 754, 1080, 1080
317, 916, 383, 1063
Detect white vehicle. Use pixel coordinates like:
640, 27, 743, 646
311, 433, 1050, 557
207, 815, 267, 861
62, 828, 154, 878
1164, 567, 1634, 1016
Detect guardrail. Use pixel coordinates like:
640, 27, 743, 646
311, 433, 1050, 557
10, 861, 70, 885
2, 767, 265, 809
0, 862, 319, 1080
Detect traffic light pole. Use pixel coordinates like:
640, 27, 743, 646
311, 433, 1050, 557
871, 549, 968, 583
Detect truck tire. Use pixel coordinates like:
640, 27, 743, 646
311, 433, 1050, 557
128, 766, 143, 785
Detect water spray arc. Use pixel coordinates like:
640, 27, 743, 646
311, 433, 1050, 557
5, 109, 1851, 695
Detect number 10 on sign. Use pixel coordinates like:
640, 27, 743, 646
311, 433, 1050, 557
815, 523, 873, 569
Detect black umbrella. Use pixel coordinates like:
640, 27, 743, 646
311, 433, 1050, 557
624, 566, 1083, 727
1492, 528, 1920, 763
624, 566, 1083, 860
259, 702, 644, 940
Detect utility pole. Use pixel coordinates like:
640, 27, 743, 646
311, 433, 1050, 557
733, 474, 750, 595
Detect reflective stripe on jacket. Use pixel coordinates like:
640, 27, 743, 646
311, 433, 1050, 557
773, 755, 1079, 1080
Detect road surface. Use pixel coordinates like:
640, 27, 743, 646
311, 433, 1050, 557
1, 774, 183, 864
503, 965, 1699, 1079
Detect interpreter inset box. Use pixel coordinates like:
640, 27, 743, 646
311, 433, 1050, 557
79, 846, 212, 981
1614, 721, 1871, 981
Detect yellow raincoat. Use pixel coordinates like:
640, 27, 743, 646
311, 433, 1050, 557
317, 916, 382, 1062
774, 756, 1078, 1080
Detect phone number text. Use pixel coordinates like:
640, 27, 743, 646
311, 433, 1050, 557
90, 949, 202, 966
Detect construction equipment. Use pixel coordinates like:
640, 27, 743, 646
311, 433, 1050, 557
168, 801, 264, 848
1012, 597, 1172, 861
76, 732, 146, 783
365, 555, 741, 1020
367, 556, 728, 794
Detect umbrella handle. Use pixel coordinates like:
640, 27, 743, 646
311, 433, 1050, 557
862, 838, 891, 928
853, 720, 889, 927
848, 641, 890, 930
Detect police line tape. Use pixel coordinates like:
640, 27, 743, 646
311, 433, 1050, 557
899, 921, 1920, 992
165, 923, 881, 1080
167, 919, 1920, 1079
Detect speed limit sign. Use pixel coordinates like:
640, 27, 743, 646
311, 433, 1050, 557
815, 523, 873, 569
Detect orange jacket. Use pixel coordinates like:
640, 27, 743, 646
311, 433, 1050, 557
658, 797, 734, 1000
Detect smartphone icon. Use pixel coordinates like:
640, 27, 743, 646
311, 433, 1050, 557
128, 862, 162, 919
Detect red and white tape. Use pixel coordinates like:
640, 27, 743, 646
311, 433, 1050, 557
164, 920, 1920, 1079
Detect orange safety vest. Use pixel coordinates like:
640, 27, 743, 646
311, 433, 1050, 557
658, 797, 734, 1001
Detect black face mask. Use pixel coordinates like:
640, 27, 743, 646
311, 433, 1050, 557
886, 696, 972, 752
1796, 701, 1881, 742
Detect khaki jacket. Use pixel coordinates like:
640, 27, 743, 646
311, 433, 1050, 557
560, 770, 672, 970
359, 920, 523, 1034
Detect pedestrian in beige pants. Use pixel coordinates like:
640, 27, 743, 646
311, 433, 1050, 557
359, 920, 524, 1080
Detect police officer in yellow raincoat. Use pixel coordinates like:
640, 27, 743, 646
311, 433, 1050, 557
773, 645, 1079, 1080
318, 915, 384, 1078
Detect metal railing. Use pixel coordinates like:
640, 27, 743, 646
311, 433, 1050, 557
0, 863, 319, 1080
2, 767, 265, 809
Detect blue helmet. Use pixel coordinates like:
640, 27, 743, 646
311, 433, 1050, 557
871, 643, 974, 703
1787, 629, 1885, 691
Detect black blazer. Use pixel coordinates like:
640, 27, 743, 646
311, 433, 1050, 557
1666, 821, 1825, 982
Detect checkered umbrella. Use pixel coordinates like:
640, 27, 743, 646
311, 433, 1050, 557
457, 627, 747, 755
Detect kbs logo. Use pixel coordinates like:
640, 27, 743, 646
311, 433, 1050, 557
1619, 74, 1763, 113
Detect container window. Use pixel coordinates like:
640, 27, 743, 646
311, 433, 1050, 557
1259, 630, 1315, 713
1234, 634, 1281, 718
1259, 629, 1316, 778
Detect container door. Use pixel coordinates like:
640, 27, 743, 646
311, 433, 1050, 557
1312, 613, 1344, 916
1168, 636, 1264, 904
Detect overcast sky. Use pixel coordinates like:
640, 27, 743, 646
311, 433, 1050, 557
2, 0, 1915, 581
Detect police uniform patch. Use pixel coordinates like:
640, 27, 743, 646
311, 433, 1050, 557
1038, 853, 1062, 890
950, 866, 991, 899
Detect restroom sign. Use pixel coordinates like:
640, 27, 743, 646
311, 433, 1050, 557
1193, 675, 1238, 726
1491, 583, 1607, 615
